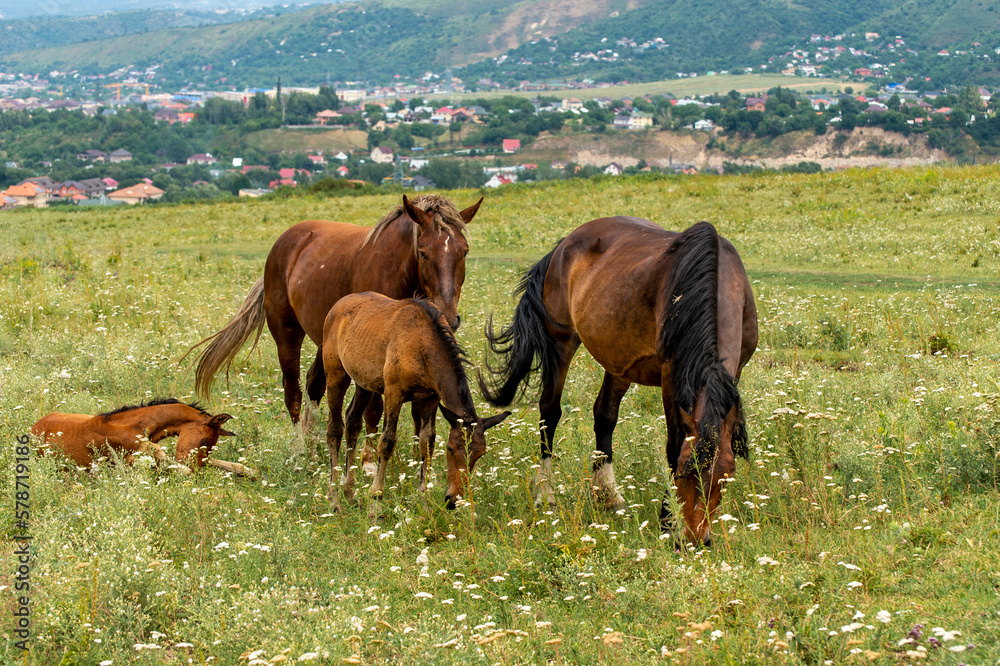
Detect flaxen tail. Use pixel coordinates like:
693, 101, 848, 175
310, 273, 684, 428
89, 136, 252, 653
187, 277, 267, 400
479, 245, 566, 407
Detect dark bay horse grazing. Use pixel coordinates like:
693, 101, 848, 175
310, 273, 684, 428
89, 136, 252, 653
479, 218, 757, 546
32, 398, 253, 476
190, 194, 483, 455
322, 292, 510, 510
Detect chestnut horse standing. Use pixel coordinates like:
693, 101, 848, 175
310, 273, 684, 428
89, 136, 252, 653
322, 293, 510, 510
32, 398, 252, 475
479, 218, 757, 546
190, 194, 483, 454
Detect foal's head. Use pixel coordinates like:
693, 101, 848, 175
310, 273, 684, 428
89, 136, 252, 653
402, 195, 482, 330
672, 399, 744, 548
440, 407, 511, 509
175, 412, 236, 468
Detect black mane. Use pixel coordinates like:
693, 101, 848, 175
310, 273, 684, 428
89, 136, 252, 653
100, 397, 209, 420
656, 222, 746, 472
410, 299, 475, 413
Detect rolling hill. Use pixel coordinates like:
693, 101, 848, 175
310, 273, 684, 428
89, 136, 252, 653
1, 0, 999, 90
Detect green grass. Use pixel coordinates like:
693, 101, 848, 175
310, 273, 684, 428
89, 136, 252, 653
2, 166, 1000, 664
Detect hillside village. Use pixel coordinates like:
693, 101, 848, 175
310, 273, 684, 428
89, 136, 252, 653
3, 75, 999, 209
4, 17, 1000, 211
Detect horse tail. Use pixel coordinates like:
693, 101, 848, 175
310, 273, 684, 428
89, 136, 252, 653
479, 244, 566, 407
187, 277, 267, 400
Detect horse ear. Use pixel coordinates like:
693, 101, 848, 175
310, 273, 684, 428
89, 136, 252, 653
481, 410, 511, 431
439, 405, 461, 427
209, 413, 233, 429
402, 195, 434, 229
219, 428, 236, 437
678, 408, 697, 435
458, 197, 484, 224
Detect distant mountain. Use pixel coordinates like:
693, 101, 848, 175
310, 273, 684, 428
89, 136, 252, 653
458, 0, 1000, 83
0, 8, 304, 55
0, 0, 335, 20
1, 0, 999, 90
0, 0, 649, 88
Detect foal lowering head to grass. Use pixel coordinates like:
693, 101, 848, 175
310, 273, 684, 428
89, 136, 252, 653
321, 293, 510, 510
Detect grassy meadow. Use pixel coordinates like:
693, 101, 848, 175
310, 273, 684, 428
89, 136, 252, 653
2, 167, 1000, 664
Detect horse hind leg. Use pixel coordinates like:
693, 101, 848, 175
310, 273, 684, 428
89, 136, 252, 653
534, 337, 580, 508
342, 387, 374, 503
325, 370, 352, 511
269, 311, 307, 433
592, 372, 630, 513
302, 350, 327, 461
359, 393, 383, 476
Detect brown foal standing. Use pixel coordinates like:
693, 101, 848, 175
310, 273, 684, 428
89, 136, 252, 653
321, 293, 509, 511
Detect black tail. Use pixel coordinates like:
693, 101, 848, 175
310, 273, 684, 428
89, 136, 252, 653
479, 245, 566, 407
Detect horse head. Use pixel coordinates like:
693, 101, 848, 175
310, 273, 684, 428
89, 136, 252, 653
176, 412, 236, 468
402, 195, 482, 330
672, 400, 744, 548
439, 406, 510, 509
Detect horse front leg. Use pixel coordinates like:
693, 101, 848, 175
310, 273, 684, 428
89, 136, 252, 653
592, 372, 630, 513
146, 436, 191, 475
659, 385, 685, 534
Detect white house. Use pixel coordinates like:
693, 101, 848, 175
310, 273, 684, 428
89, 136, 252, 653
604, 162, 623, 176
484, 173, 517, 188
371, 146, 394, 164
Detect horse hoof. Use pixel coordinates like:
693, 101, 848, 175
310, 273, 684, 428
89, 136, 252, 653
595, 490, 625, 513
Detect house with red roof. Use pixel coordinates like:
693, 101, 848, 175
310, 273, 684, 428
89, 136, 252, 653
3, 182, 48, 207
502, 139, 521, 153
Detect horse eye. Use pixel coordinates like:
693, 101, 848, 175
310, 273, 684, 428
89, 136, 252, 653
418, 251, 429, 261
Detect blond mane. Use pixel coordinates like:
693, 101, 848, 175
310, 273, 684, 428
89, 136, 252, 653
362, 194, 468, 249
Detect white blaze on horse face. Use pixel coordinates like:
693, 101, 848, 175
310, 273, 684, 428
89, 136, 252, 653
443, 233, 450, 253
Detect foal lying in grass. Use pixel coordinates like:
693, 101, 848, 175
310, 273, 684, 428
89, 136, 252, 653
321, 293, 510, 510
32, 398, 255, 477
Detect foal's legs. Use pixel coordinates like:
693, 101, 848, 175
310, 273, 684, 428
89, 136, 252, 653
370, 391, 404, 499
357, 393, 383, 476
342, 386, 374, 502
535, 337, 580, 507
324, 367, 353, 510
413, 398, 440, 493
592, 372, 630, 512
